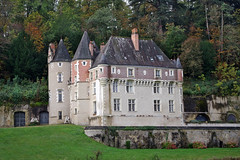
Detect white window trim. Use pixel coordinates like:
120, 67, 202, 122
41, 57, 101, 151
128, 99, 136, 112
126, 80, 134, 93
82, 61, 87, 66
58, 62, 62, 67
169, 69, 174, 76
154, 100, 161, 112
100, 67, 104, 73
113, 98, 121, 111
93, 82, 96, 95
168, 83, 174, 94
127, 67, 135, 77
56, 89, 64, 102
169, 100, 175, 113
57, 72, 63, 83
111, 66, 116, 74
154, 69, 162, 78
113, 80, 118, 93
95, 70, 98, 79
58, 111, 63, 120
153, 82, 160, 94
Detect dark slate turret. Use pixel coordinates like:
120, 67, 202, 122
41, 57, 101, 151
52, 39, 71, 62
176, 58, 182, 69
72, 31, 92, 61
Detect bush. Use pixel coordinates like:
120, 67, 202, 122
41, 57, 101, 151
161, 141, 177, 149
192, 142, 207, 149
126, 141, 130, 149
225, 142, 238, 148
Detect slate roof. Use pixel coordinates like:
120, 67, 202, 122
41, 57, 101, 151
72, 31, 92, 61
52, 39, 71, 62
92, 36, 181, 69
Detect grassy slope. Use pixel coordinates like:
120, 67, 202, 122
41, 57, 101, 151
0, 125, 240, 160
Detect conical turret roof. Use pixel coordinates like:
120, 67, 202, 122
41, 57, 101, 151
72, 31, 92, 61
52, 39, 71, 62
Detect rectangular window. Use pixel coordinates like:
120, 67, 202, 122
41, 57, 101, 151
75, 92, 77, 100
181, 104, 183, 112
113, 80, 118, 92
90, 72, 93, 80
126, 81, 133, 93
58, 89, 63, 102
154, 100, 161, 111
58, 111, 62, 120
153, 82, 160, 93
155, 69, 161, 78
74, 64, 77, 71
128, 68, 134, 77
100, 67, 103, 73
168, 83, 173, 94
111, 66, 116, 74
114, 99, 120, 111
169, 100, 174, 113
95, 70, 98, 79
93, 82, 96, 95
58, 73, 63, 83
169, 70, 174, 76
128, 99, 135, 111
93, 101, 97, 114
74, 108, 77, 115
180, 88, 183, 95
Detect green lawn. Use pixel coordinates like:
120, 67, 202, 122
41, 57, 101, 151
0, 125, 240, 160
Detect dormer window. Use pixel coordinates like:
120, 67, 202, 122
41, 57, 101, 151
111, 67, 116, 74
169, 70, 174, 76
155, 69, 161, 78
127, 68, 134, 77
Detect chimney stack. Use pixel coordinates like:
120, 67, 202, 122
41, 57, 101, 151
89, 41, 94, 56
100, 42, 105, 53
48, 43, 55, 63
131, 28, 139, 51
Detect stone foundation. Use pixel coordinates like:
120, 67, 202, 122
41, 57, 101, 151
85, 126, 240, 149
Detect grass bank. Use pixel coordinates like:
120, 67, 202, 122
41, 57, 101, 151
0, 125, 240, 160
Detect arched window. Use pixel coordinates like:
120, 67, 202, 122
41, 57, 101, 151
196, 114, 210, 122
227, 114, 237, 122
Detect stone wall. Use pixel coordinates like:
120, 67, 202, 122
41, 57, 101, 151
184, 96, 240, 122
0, 105, 48, 127
85, 126, 240, 149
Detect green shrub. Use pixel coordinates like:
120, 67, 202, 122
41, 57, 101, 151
126, 141, 130, 149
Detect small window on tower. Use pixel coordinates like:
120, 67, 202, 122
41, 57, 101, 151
58, 63, 62, 67
82, 61, 87, 66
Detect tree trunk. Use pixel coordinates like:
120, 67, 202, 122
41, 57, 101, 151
220, 9, 224, 52
205, 4, 210, 40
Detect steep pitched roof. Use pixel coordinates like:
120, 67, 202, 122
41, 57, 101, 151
52, 39, 71, 62
92, 36, 178, 68
72, 31, 92, 61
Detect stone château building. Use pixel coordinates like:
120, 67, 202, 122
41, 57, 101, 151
48, 29, 184, 126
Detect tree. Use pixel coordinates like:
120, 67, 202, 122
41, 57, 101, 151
161, 23, 186, 59
5, 32, 46, 80
200, 40, 216, 76
87, 7, 117, 43
180, 36, 203, 78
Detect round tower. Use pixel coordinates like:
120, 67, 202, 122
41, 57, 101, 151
48, 39, 71, 124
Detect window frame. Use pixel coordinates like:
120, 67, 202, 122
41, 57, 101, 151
155, 69, 161, 78
154, 100, 161, 112
127, 68, 134, 77
153, 82, 160, 94
169, 69, 174, 76
58, 89, 63, 102
58, 111, 62, 120
113, 98, 120, 111
128, 99, 136, 111
57, 72, 63, 83
126, 80, 134, 93
113, 80, 118, 93
169, 100, 174, 113
168, 83, 174, 94
93, 101, 97, 115
111, 66, 116, 74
